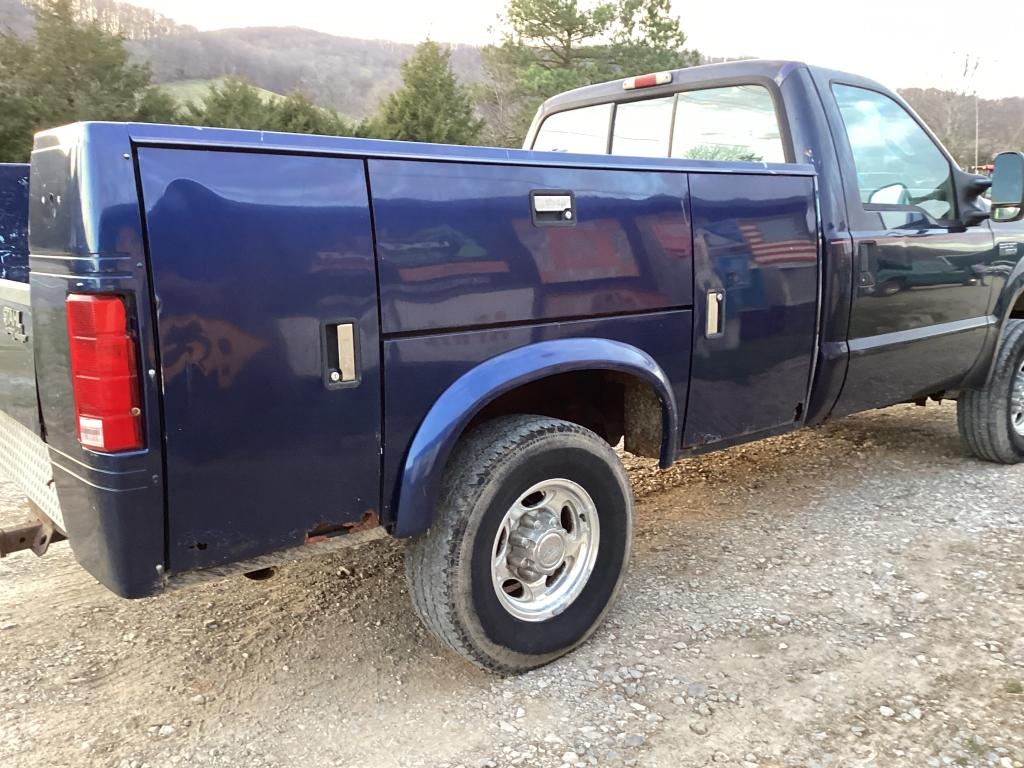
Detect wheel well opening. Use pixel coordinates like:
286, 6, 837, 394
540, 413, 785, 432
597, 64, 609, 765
468, 370, 665, 459
1012, 293, 1024, 319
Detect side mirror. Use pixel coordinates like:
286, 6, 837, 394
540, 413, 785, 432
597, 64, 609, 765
869, 183, 909, 206
991, 151, 1024, 222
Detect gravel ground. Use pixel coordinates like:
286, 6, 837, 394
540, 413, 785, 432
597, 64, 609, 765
0, 402, 1022, 768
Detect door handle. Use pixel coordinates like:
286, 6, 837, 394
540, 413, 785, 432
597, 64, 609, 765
706, 289, 725, 338
324, 321, 359, 387
857, 241, 877, 289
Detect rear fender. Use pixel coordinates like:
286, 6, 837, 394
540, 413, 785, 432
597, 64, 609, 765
392, 337, 678, 538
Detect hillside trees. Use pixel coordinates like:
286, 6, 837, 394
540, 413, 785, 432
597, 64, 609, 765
0, 0, 703, 158
900, 88, 1024, 168
65, 0, 190, 40
182, 78, 360, 136
0, 1, 366, 161
187, 42, 485, 145
0, 0, 176, 161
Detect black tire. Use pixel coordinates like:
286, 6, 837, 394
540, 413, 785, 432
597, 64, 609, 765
877, 279, 903, 297
404, 415, 633, 673
958, 319, 1024, 464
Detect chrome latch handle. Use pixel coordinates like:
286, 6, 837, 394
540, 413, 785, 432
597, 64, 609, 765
324, 321, 359, 387
706, 290, 725, 338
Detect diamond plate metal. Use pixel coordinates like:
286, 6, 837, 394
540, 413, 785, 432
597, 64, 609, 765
0, 409, 64, 532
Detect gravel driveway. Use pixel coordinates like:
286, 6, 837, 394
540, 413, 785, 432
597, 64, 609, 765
0, 402, 1022, 768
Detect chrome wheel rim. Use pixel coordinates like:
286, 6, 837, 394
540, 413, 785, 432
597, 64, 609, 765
1013, 360, 1024, 438
490, 478, 600, 622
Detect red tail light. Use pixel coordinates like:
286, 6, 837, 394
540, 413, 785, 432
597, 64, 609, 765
66, 294, 143, 452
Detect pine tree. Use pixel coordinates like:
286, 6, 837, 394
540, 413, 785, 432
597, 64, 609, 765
0, 0, 176, 162
478, 0, 700, 147
184, 78, 268, 130
372, 41, 484, 145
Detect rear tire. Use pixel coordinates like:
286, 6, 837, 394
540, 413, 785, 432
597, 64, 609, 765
958, 319, 1024, 464
404, 415, 633, 673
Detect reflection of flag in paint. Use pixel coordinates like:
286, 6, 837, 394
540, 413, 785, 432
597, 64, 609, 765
738, 222, 817, 266
651, 220, 693, 257
512, 219, 640, 284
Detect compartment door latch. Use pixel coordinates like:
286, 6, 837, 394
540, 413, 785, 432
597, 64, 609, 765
324, 321, 359, 387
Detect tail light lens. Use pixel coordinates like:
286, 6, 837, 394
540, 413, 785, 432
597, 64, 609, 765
66, 294, 143, 452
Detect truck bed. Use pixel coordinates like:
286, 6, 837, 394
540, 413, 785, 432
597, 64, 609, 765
0, 164, 37, 433
12, 121, 819, 596
0, 163, 64, 538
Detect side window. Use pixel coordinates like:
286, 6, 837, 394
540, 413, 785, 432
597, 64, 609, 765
611, 96, 674, 157
671, 85, 785, 163
532, 104, 611, 154
832, 84, 954, 221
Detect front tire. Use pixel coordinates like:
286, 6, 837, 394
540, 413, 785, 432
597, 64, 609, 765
405, 415, 633, 673
958, 319, 1024, 463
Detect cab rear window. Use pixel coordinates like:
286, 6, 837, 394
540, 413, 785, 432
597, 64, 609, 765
611, 96, 674, 157
533, 84, 786, 164
672, 85, 785, 163
531, 104, 611, 154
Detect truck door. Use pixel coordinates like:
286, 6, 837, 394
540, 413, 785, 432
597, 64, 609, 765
137, 149, 381, 572
818, 81, 996, 414
684, 173, 820, 448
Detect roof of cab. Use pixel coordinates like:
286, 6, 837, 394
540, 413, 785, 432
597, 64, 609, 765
533, 58, 919, 153
536, 59, 900, 121
537, 59, 809, 116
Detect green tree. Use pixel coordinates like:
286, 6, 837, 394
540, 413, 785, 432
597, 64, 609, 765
478, 0, 699, 147
134, 86, 180, 124
268, 92, 353, 136
610, 0, 699, 75
0, 35, 36, 162
183, 78, 269, 129
371, 41, 484, 145
183, 77, 358, 137
0, 0, 176, 162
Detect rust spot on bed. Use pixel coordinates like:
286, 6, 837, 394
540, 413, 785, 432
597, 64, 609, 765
304, 510, 379, 544
342, 510, 380, 534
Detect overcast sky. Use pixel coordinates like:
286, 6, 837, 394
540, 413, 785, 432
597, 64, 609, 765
129, 0, 1023, 99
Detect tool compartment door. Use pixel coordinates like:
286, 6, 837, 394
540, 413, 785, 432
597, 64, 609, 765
138, 149, 381, 572
684, 173, 820, 447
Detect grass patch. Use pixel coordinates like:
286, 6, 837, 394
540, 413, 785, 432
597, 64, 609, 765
159, 78, 284, 107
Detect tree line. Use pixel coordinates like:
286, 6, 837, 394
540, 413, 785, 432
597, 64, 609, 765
65, 0, 189, 40
898, 87, 1024, 170
0, 0, 697, 162
3, 0, 1018, 167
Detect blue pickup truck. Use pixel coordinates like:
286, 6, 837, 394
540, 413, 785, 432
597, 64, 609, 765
2, 60, 1024, 672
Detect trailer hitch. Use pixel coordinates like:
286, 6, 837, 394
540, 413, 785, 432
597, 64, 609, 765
0, 519, 65, 558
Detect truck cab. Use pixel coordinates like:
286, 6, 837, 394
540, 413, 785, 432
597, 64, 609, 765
524, 60, 1022, 426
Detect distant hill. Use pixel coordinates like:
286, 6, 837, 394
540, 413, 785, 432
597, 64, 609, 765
128, 27, 483, 119
0, 2, 482, 119
1, 0, 188, 39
